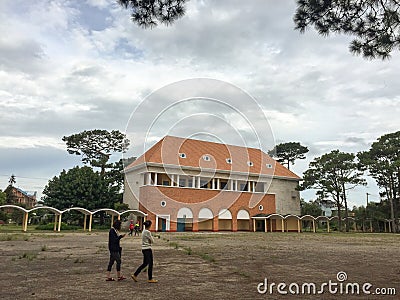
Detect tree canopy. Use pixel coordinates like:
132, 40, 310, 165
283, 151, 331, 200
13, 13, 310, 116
269, 142, 309, 170
294, 0, 400, 59
8, 174, 16, 186
62, 129, 130, 177
358, 130, 400, 232
42, 166, 117, 210
118, 0, 187, 28
300, 198, 323, 217
0, 189, 6, 205
301, 149, 365, 231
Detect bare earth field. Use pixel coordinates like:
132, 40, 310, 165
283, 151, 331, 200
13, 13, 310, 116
0, 230, 399, 300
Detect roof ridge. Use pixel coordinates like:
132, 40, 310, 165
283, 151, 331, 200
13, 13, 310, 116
164, 135, 266, 152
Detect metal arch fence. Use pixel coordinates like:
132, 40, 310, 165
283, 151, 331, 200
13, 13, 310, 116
0, 205, 147, 232
251, 213, 396, 233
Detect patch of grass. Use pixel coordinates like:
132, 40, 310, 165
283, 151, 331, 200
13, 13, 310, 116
174, 234, 213, 241
234, 270, 250, 278
0, 224, 24, 231
169, 242, 180, 249
19, 252, 37, 261
197, 252, 215, 263
95, 245, 106, 254
0, 234, 29, 241
34, 234, 64, 239
183, 246, 192, 255
35, 223, 81, 231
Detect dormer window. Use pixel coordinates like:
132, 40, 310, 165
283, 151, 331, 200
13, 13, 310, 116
203, 155, 211, 161
179, 153, 186, 158
247, 161, 254, 167
226, 158, 232, 164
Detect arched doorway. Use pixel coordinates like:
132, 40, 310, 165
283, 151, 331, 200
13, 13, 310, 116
218, 209, 232, 231
198, 208, 213, 231
237, 209, 250, 231
177, 207, 193, 232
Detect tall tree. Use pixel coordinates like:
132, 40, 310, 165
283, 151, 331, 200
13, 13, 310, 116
294, 0, 400, 59
0, 189, 6, 205
0, 189, 7, 222
358, 130, 400, 232
118, 0, 187, 28
301, 150, 366, 231
269, 142, 309, 170
42, 166, 115, 210
62, 129, 130, 178
8, 174, 16, 186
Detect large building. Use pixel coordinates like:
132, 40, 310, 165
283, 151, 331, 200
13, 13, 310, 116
4, 186, 37, 209
123, 136, 301, 232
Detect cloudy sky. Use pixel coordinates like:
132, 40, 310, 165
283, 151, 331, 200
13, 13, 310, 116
1, 0, 399, 207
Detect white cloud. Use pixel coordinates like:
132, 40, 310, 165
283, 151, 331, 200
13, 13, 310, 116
0, 136, 65, 150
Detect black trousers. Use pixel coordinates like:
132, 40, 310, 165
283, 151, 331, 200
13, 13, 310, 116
107, 251, 121, 272
134, 249, 153, 279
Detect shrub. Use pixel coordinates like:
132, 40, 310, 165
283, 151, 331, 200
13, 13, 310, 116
35, 222, 80, 231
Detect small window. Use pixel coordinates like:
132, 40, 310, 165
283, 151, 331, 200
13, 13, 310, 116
266, 164, 273, 168
160, 200, 166, 207
179, 153, 186, 158
203, 155, 211, 161
259, 205, 263, 211
226, 158, 232, 164
247, 161, 254, 167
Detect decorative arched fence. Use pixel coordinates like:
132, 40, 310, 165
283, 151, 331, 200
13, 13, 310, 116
251, 213, 395, 233
0, 205, 147, 232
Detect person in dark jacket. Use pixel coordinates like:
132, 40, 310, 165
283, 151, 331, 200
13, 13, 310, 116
106, 220, 126, 281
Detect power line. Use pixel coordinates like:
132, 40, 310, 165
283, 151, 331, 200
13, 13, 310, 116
0, 174, 49, 180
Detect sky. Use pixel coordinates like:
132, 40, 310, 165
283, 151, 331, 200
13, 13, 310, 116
1, 0, 399, 207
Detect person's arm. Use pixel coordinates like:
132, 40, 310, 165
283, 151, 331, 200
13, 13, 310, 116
148, 231, 154, 244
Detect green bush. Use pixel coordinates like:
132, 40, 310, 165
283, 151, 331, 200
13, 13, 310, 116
35, 222, 80, 231
91, 224, 111, 230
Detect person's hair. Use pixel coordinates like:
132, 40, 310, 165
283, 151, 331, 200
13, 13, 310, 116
113, 220, 122, 230
143, 220, 152, 228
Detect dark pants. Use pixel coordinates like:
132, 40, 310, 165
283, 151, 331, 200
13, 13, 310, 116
134, 249, 153, 279
107, 251, 121, 272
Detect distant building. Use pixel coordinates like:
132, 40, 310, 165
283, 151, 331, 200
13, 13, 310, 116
123, 136, 301, 232
319, 200, 336, 217
4, 186, 37, 208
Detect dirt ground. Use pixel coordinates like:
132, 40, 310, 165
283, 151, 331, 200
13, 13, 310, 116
0, 231, 399, 300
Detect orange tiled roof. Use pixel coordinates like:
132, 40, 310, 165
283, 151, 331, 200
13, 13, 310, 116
126, 136, 300, 179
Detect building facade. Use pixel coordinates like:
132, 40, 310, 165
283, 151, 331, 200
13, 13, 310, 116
123, 136, 301, 232
4, 186, 37, 209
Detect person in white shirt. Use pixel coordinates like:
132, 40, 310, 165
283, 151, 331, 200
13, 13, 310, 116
131, 220, 158, 283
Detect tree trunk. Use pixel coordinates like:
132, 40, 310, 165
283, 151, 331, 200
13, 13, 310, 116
389, 176, 397, 233
336, 192, 342, 231
342, 183, 349, 232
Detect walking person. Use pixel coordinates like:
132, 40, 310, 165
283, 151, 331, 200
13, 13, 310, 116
129, 221, 134, 236
131, 220, 158, 283
106, 220, 127, 281
134, 220, 140, 236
